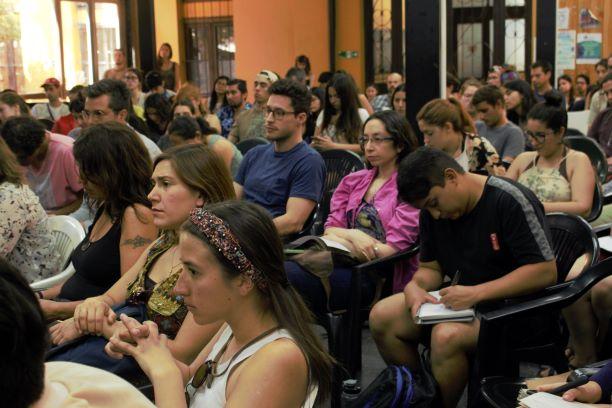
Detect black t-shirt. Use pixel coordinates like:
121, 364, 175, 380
419, 176, 554, 286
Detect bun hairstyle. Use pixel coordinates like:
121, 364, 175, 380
527, 91, 567, 133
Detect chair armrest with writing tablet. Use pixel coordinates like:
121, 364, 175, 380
354, 243, 420, 277
481, 258, 612, 323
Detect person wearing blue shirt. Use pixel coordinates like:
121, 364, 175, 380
234, 79, 325, 237
216, 79, 251, 137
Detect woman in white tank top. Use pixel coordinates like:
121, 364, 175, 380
108, 201, 333, 407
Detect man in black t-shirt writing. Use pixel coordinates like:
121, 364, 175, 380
369, 147, 557, 408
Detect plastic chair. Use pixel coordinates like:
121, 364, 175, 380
585, 181, 604, 223
471, 258, 612, 406
30, 216, 86, 291
565, 135, 609, 184
323, 243, 420, 407
547, 212, 600, 282
235, 137, 268, 155
313, 149, 365, 235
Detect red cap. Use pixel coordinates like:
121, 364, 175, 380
41, 78, 61, 88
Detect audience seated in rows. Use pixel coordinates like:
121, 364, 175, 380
208, 75, 229, 114
0, 90, 30, 124
31, 78, 70, 123
52, 95, 85, 137
47, 145, 233, 375
216, 78, 251, 138
0, 137, 60, 283
391, 83, 406, 116
588, 59, 610, 125
371, 72, 403, 112
473, 85, 525, 164
504, 79, 536, 132
285, 111, 420, 316
39, 123, 158, 320
304, 87, 325, 143
418, 97, 504, 176
175, 82, 222, 133
106, 201, 333, 407
85, 79, 161, 160
588, 73, 612, 163
228, 70, 279, 144
0, 258, 156, 408
506, 94, 595, 218
1, 117, 83, 215
123, 67, 146, 117
167, 115, 243, 176
458, 78, 482, 121
145, 70, 176, 103
144, 92, 171, 143
312, 72, 368, 153
531, 60, 564, 106
234, 79, 325, 237
370, 147, 557, 408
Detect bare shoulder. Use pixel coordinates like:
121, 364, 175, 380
123, 204, 154, 225
242, 338, 308, 376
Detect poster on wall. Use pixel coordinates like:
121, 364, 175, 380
557, 8, 570, 30
556, 30, 576, 70
579, 8, 601, 29
576, 33, 602, 64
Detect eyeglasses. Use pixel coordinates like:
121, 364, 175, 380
262, 106, 295, 120
124, 75, 139, 81
359, 135, 394, 145
82, 109, 113, 119
525, 129, 554, 141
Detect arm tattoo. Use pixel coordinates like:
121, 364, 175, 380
121, 235, 153, 249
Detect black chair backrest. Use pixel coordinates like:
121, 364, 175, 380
585, 181, 603, 223
546, 212, 599, 282
313, 149, 365, 235
565, 128, 585, 137
565, 135, 608, 184
235, 137, 268, 155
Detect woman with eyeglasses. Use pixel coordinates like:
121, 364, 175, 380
506, 93, 599, 369
107, 200, 333, 407
123, 68, 146, 116
506, 93, 595, 217
417, 98, 505, 176
285, 111, 420, 317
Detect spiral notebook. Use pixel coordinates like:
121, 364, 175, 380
415, 290, 475, 325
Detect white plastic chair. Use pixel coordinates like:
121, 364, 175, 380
30, 215, 86, 291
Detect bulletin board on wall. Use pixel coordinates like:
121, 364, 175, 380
555, 0, 611, 83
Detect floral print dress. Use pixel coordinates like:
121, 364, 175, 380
0, 182, 61, 282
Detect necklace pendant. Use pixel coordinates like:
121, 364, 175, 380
81, 240, 91, 251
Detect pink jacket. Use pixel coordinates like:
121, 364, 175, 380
325, 168, 420, 292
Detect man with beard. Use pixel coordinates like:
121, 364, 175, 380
217, 79, 251, 137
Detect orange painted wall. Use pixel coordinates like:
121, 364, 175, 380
233, 0, 330, 101
335, 0, 366, 89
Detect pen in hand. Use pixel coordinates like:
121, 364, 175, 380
546, 377, 590, 396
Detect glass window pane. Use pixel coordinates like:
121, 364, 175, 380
505, 18, 525, 72
95, 2, 121, 79
452, 0, 490, 8
505, 0, 525, 6
61, 1, 93, 89
457, 23, 483, 79
215, 24, 235, 79
0, 0, 62, 94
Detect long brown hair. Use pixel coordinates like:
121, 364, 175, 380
0, 92, 30, 117
182, 201, 332, 405
74, 122, 152, 221
417, 97, 476, 134
0, 137, 23, 185
322, 73, 363, 144
154, 144, 235, 203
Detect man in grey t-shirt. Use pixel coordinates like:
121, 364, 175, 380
473, 85, 525, 163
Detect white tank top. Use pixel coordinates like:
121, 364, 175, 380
189, 326, 318, 407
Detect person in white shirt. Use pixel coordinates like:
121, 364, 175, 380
31, 78, 70, 122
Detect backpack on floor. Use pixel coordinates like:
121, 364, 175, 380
346, 363, 437, 408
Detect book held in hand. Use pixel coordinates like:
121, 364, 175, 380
415, 290, 475, 325
284, 235, 352, 255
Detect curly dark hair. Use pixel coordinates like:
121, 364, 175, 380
0, 116, 47, 165
268, 78, 311, 114
87, 79, 130, 113
74, 122, 153, 220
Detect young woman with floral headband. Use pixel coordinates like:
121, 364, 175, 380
107, 201, 333, 407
